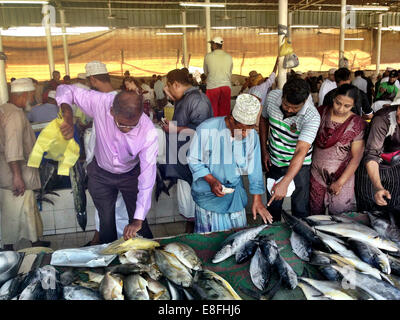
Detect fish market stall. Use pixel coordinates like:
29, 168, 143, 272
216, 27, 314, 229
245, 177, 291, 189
2, 211, 400, 300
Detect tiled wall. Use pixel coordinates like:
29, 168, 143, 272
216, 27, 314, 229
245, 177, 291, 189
0, 175, 291, 243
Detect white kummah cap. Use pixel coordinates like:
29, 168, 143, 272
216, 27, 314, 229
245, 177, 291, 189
328, 68, 337, 75
48, 90, 56, 99
232, 94, 261, 126
209, 36, 223, 45
85, 60, 108, 77
77, 73, 87, 80
10, 78, 35, 93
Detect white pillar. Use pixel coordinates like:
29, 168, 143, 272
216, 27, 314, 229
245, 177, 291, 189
288, 11, 293, 42
278, 0, 288, 89
60, 9, 70, 76
0, 33, 8, 105
182, 10, 189, 68
376, 13, 383, 77
43, 5, 55, 77
339, 0, 346, 66
205, 0, 211, 53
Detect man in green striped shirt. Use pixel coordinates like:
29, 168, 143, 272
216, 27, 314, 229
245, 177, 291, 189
259, 78, 320, 221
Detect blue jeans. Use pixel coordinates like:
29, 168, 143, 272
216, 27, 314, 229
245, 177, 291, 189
265, 164, 311, 221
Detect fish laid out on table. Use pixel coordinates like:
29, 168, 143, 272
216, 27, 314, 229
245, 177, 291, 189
282, 210, 400, 300
0, 236, 241, 300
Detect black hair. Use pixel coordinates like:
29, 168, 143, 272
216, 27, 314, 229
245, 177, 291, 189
63, 75, 71, 81
334, 68, 351, 83
333, 83, 359, 106
167, 69, 191, 86
354, 70, 364, 77
91, 73, 111, 83
282, 78, 311, 105
112, 90, 143, 120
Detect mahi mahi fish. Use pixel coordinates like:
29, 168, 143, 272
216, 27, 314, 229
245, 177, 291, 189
69, 161, 87, 231
212, 224, 268, 264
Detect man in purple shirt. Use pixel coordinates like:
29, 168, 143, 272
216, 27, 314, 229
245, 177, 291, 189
56, 86, 158, 243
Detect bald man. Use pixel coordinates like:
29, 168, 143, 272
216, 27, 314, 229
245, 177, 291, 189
56, 86, 158, 244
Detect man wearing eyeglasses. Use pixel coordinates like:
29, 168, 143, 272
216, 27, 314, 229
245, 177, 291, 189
55, 86, 158, 244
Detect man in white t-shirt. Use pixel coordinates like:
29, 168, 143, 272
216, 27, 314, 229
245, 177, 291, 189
318, 68, 337, 106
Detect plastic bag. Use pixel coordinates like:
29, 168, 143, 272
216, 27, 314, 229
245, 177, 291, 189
50, 244, 117, 268
27, 115, 80, 176
279, 38, 294, 57
283, 53, 300, 69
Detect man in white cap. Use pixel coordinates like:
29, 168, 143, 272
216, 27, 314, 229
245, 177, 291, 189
26, 90, 59, 123
81, 61, 132, 246
0, 78, 48, 250
187, 93, 273, 233
203, 36, 233, 117
318, 68, 337, 106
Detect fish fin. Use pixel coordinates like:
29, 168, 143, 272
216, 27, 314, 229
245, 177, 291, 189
264, 278, 282, 300
380, 273, 395, 286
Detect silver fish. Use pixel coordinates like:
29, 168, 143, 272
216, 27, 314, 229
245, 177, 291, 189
164, 243, 202, 271
299, 278, 354, 300
274, 253, 298, 290
290, 231, 312, 261
298, 281, 333, 300
146, 277, 170, 300
123, 274, 150, 300
212, 224, 268, 264
368, 212, 400, 246
316, 230, 359, 259
315, 223, 399, 252
333, 264, 400, 300
63, 286, 102, 300
166, 279, 183, 300
192, 269, 241, 300
249, 247, 270, 291
154, 250, 193, 287
119, 249, 151, 265
99, 272, 124, 300
0, 275, 23, 300
348, 239, 391, 274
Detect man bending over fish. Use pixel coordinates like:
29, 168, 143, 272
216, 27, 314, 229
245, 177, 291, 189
187, 94, 273, 233
56, 85, 158, 244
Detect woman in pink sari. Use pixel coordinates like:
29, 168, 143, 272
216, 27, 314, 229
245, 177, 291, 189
310, 84, 367, 215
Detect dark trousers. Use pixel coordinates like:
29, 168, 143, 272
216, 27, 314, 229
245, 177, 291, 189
87, 159, 153, 244
266, 164, 311, 221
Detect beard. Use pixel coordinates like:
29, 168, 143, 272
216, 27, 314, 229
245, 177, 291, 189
24, 101, 32, 112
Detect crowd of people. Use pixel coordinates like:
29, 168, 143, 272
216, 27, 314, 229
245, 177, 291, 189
0, 35, 399, 251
